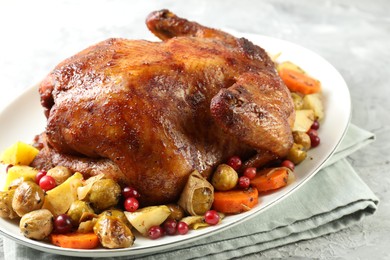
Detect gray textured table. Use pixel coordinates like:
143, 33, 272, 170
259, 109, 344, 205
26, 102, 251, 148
0, 0, 389, 258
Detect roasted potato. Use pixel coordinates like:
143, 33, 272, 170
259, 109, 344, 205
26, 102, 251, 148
292, 110, 315, 132
0, 141, 39, 166
3, 165, 38, 191
12, 181, 44, 217
47, 166, 72, 185
303, 93, 324, 120
19, 209, 53, 240
42, 172, 83, 216
0, 188, 18, 219
124, 205, 171, 236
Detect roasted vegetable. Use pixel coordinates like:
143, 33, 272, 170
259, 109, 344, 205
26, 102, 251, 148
292, 131, 311, 150
287, 143, 307, 165
19, 209, 53, 240
51, 232, 100, 249
166, 203, 185, 221
180, 216, 208, 229
291, 92, 304, 110
12, 181, 45, 217
277, 61, 305, 73
211, 164, 238, 191
86, 179, 121, 212
0, 188, 18, 219
42, 172, 83, 216
67, 200, 94, 226
3, 166, 38, 191
178, 171, 214, 216
303, 93, 324, 121
124, 205, 171, 236
94, 214, 135, 248
212, 188, 258, 214
251, 167, 291, 192
0, 141, 39, 166
279, 68, 321, 95
77, 173, 105, 200
47, 166, 73, 185
100, 209, 131, 228
292, 110, 315, 132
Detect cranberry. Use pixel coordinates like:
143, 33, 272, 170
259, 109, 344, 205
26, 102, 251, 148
54, 214, 73, 234
227, 156, 242, 171
35, 170, 47, 184
243, 167, 257, 180
39, 175, 56, 191
307, 129, 320, 148
163, 219, 177, 235
122, 186, 141, 199
148, 225, 164, 239
238, 176, 250, 189
310, 135, 321, 148
307, 128, 318, 138
281, 160, 295, 171
204, 210, 220, 225
177, 221, 189, 235
311, 120, 320, 130
124, 197, 139, 212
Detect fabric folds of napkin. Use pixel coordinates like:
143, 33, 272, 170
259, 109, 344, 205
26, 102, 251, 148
0, 124, 378, 260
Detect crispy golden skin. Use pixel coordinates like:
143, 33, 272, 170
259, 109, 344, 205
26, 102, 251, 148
33, 10, 294, 205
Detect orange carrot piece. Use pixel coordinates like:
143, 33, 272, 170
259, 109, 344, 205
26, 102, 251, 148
212, 187, 258, 214
279, 68, 321, 95
251, 167, 289, 192
50, 232, 100, 249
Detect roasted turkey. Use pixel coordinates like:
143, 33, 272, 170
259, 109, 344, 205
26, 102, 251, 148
32, 10, 295, 206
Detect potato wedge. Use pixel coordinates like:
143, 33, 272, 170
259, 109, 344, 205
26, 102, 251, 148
303, 93, 324, 121
42, 172, 83, 216
0, 142, 39, 166
124, 205, 170, 236
3, 166, 38, 191
292, 110, 315, 132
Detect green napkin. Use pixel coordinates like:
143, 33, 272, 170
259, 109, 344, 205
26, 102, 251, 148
0, 124, 378, 259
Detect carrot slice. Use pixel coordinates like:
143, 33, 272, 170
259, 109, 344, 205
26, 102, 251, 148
212, 187, 258, 214
279, 68, 321, 95
50, 232, 100, 249
251, 167, 289, 192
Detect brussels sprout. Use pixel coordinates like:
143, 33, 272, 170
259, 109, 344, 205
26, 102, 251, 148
292, 131, 311, 150
67, 200, 94, 226
94, 214, 135, 248
166, 203, 185, 221
100, 209, 131, 228
211, 164, 238, 191
86, 179, 121, 212
287, 143, 307, 165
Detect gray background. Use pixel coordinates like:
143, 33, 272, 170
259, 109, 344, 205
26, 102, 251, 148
0, 0, 389, 258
